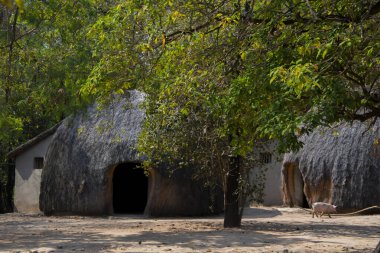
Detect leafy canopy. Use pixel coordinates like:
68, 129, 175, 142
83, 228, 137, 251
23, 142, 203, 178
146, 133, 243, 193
84, 0, 380, 151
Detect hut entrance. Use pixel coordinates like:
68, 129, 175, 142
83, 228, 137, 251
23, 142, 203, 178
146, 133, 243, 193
112, 163, 148, 214
285, 163, 309, 208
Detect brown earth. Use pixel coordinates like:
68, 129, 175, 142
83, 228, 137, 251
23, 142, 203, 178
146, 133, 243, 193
0, 207, 379, 253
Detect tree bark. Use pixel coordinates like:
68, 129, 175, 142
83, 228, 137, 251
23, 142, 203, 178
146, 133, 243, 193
5, 163, 14, 212
5, 7, 18, 103
223, 155, 241, 228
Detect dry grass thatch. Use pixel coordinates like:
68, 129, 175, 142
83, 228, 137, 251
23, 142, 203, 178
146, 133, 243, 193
282, 121, 380, 211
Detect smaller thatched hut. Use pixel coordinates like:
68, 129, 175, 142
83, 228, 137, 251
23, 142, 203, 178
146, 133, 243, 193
282, 121, 380, 211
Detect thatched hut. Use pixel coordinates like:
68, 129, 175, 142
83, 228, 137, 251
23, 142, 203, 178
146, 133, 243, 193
40, 90, 223, 216
282, 121, 380, 211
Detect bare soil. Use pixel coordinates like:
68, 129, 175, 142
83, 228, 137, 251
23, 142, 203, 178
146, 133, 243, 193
0, 207, 379, 253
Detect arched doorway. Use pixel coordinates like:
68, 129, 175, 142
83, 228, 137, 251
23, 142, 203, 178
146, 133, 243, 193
284, 163, 309, 208
113, 163, 148, 214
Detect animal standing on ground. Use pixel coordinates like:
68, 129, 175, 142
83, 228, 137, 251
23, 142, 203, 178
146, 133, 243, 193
312, 202, 337, 218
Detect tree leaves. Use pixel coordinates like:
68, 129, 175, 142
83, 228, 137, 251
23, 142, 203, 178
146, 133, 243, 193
0, 0, 102, 161
0, 0, 23, 10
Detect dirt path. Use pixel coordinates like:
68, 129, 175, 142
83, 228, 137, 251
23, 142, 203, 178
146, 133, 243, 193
0, 207, 379, 253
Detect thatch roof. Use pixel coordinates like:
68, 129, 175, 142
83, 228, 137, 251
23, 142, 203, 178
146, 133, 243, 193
7, 124, 60, 159
282, 120, 380, 210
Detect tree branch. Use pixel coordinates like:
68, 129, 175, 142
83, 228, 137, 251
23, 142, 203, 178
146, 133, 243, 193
5, 6, 18, 103
351, 108, 380, 121
304, 0, 317, 22
165, 20, 213, 40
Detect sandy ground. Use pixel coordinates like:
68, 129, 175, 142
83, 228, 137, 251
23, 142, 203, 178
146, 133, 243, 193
0, 207, 379, 253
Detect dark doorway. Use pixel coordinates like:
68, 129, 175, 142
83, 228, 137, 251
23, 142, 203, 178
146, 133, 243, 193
286, 163, 309, 208
113, 163, 148, 214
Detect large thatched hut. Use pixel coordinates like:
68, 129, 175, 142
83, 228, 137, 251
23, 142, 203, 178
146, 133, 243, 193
282, 121, 380, 211
40, 90, 223, 216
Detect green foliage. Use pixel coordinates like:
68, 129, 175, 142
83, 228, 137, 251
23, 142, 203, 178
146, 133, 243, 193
0, 113, 23, 144
259, 0, 380, 124
0, 0, 102, 160
0, 0, 105, 211
80, 0, 379, 226
84, 0, 379, 150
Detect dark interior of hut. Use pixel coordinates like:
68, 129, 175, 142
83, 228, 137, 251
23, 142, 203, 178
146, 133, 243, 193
112, 163, 148, 214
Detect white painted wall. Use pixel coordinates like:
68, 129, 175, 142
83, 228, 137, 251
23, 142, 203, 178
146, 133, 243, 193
14, 135, 53, 213
251, 141, 283, 206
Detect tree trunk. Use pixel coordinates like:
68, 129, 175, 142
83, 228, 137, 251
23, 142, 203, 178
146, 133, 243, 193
5, 163, 14, 212
5, 7, 19, 103
223, 155, 241, 228
374, 240, 380, 253
0, 163, 14, 213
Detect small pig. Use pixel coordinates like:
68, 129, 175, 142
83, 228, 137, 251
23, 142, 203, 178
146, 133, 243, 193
312, 202, 337, 218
